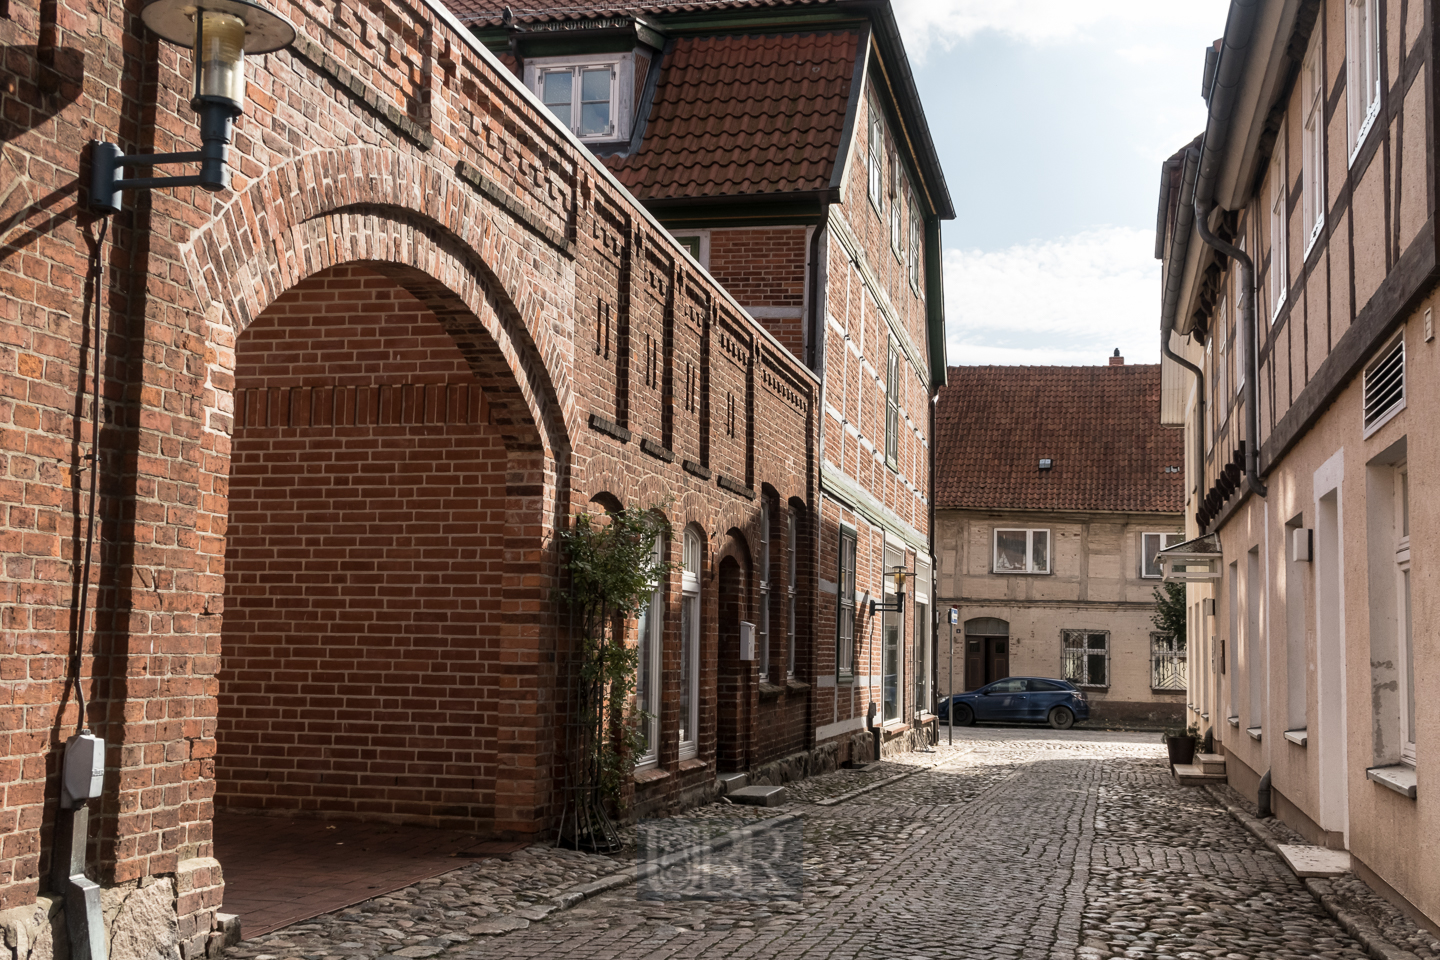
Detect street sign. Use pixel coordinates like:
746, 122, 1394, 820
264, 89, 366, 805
949, 607, 958, 625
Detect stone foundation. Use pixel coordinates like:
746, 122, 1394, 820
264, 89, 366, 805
0, 860, 235, 960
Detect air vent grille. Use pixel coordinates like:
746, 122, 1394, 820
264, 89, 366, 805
1363, 336, 1405, 432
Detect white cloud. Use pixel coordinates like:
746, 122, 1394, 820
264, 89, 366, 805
943, 227, 1160, 367
892, 0, 1227, 58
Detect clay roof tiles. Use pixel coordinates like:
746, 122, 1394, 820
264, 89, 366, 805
604, 31, 858, 199
934, 365, 1184, 515
448, 1, 836, 26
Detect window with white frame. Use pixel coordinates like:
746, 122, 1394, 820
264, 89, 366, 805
679, 528, 701, 760
1346, 0, 1382, 161
635, 539, 663, 768
1270, 141, 1288, 319
1394, 463, 1415, 765
1302, 31, 1326, 251
527, 56, 630, 141
1142, 532, 1185, 579
1205, 335, 1215, 451
1234, 248, 1246, 394
786, 511, 798, 678
670, 231, 710, 270
908, 198, 923, 292
1217, 295, 1230, 407
759, 501, 772, 680
885, 342, 900, 470
867, 101, 884, 217
837, 527, 857, 677
994, 528, 1049, 574
882, 543, 904, 723
913, 559, 931, 715
1063, 630, 1110, 688
890, 155, 904, 258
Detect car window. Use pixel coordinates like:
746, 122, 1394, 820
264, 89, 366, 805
989, 678, 1026, 694
1029, 679, 1063, 692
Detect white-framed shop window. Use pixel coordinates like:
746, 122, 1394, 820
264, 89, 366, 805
679, 527, 702, 760
1302, 29, 1326, 253
1346, 0, 1382, 163
525, 54, 633, 141
1142, 532, 1185, 579
1063, 630, 1110, 688
1394, 463, 1415, 765
993, 528, 1049, 574
635, 538, 663, 769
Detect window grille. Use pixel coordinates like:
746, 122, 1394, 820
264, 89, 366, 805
1063, 630, 1109, 687
1151, 633, 1187, 691
1363, 335, 1405, 434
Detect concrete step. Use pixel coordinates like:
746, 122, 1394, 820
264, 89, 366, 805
1173, 763, 1227, 786
728, 785, 787, 807
717, 772, 747, 794
1195, 752, 1227, 776
1277, 843, 1351, 878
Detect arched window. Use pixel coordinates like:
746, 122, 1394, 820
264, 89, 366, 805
635, 537, 662, 768
680, 528, 701, 760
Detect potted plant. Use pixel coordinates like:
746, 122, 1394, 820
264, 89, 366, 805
1162, 723, 1200, 769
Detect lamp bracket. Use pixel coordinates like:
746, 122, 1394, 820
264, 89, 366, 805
89, 100, 238, 213
868, 591, 905, 616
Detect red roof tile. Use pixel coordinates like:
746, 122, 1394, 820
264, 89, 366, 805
935, 365, 1184, 515
603, 31, 858, 199
448, 1, 836, 26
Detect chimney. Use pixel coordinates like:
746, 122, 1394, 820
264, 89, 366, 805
1110, 348, 1124, 366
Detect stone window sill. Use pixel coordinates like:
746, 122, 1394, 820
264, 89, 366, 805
1227, 716, 1240, 728
1366, 764, 1417, 800
786, 678, 811, 693
759, 681, 785, 700
1284, 729, 1308, 747
677, 757, 706, 773
1246, 726, 1262, 742
633, 766, 670, 786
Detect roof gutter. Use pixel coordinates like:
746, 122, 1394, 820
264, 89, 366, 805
1161, 0, 1267, 508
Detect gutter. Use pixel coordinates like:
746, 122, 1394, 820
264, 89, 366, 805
1160, 0, 1267, 510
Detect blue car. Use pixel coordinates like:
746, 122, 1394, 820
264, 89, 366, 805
937, 677, 1089, 730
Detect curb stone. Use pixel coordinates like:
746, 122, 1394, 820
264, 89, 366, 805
1202, 784, 1422, 960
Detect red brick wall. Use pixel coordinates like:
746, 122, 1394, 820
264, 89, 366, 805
709, 228, 808, 358
218, 266, 510, 828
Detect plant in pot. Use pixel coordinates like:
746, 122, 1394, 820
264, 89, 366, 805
1161, 723, 1200, 769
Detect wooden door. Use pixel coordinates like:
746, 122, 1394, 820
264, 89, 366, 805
965, 637, 984, 690
986, 637, 1009, 684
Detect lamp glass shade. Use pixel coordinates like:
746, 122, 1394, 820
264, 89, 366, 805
197, 11, 247, 107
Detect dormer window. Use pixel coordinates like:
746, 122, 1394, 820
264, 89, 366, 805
525, 54, 636, 142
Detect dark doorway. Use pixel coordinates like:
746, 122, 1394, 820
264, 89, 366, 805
964, 618, 1010, 690
716, 555, 748, 771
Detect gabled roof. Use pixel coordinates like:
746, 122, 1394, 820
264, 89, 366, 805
449, 1, 834, 25
603, 31, 858, 199
935, 365, 1184, 515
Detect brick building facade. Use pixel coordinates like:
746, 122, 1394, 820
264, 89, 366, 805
0, 0, 948, 956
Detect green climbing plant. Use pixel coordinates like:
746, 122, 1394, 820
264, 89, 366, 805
556, 504, 675, 850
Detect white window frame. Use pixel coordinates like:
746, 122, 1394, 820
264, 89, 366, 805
679, 528, 702, 760
884, 341, 900, 470
882, 543, 905, 724
889, 154, 904, 259
837, 526, 857, 678
1063, 629, 1111, 689
867, 99, 884, 219
1302, 31, 1326, 255
1217, 295, 1230, 407
524, 54, 633, 142
1233, 258, 1245, 394
759, 502, 771, 680
1395, 463, 1415, 766
993, 528, 1050, 575
635, 539, 663, 769
786, 512, 798, 679
908, 197, 923, 293
913, 559, 931, 715
1346, 0, 1382, 165
1270, 140, 1288, 321
1142, 532, 1185, 579
669, 230, 711, 270
1205, 335, 1215, 451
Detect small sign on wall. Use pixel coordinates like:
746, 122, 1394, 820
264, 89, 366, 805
739, 621, 756, 660
949, 607, 958, 625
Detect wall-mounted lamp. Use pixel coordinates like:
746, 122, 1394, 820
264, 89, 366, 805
89, 0, 295, 213
868, 565, 907, 616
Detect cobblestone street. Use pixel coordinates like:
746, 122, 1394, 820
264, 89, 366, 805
226, 729, 1435, 960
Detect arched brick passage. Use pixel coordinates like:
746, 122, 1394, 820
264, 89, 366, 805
216, 264, 537, 832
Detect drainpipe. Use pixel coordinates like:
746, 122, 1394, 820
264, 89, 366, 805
1194, 195, 1266, 499
1257, 768, 1273, 817
1159, 148, 1206, 516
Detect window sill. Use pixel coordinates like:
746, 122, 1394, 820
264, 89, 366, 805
786, 679, 811, 693
1151, 687, 1187, 695
677, 756, 705, 773
633, 766, 670, 785
1366, 764, 1417, 800
1284, 728, 1308, 747
1201, 713, 1210, 720
991, 570, 1051, 576
1227, 716, 1240, 728
1246, 726, 1262, 742
759, 681, 785, 700
837, 672, 855, 685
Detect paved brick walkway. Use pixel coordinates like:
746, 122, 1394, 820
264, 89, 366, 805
229, 728, 1379, 960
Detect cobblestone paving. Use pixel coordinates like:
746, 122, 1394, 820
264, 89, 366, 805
231, 728, 1393, 960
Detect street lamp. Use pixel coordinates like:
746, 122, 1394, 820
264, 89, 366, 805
89, 0, 295, 213
868, 565, 907, 616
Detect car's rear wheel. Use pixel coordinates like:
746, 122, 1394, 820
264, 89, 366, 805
955, 704, 975, 726
1048, 706, 1075, 730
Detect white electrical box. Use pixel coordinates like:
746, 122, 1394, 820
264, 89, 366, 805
739, 621, 756, 660
61, 732, 105, 809
1291, 528, 1313, 563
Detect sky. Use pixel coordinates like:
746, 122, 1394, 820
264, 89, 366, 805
890, 0, 1232, 367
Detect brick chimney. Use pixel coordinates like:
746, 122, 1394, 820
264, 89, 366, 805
1109, 348, 1124, 366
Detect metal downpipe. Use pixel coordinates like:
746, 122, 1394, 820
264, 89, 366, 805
1194, 196, 1267, 499
1161, 149, 1206, 514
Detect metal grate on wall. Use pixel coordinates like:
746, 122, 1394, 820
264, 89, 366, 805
1362, 335, 1405, 434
